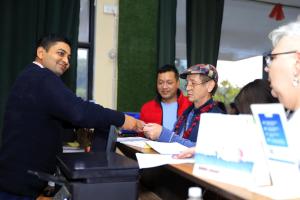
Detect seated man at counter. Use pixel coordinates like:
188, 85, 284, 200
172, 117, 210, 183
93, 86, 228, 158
140, 64, 191, 130
143, 64, 224, 147
0, 34, 144, 200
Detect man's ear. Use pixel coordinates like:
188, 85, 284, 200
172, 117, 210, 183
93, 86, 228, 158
176, 79, 180, 88
206, 80, 215, 93
36, 47, 45, 59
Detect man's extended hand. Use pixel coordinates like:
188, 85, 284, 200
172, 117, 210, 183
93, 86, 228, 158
143, 123, 162, 140
122, 114, 145, 132
135, 119, 145, 132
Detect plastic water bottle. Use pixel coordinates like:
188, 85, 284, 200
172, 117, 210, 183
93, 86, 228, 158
187, 187, 203, 200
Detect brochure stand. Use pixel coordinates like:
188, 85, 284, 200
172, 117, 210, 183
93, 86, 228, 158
251, 104, 300, 186
193, 113, 271, 188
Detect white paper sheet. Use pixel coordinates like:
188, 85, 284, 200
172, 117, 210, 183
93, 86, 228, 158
136, 153, 194, 169
250, 184, 300, 199
62, 146, 85, 153
117, 137, 151, 148
145, 141, 188, 154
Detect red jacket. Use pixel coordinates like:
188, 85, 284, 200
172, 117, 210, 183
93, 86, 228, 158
140, 91, 191, 125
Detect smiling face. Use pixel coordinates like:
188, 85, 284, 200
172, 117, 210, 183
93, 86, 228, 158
157, 71, 180, 103
36, 41, 71, 76
266, 36, 300, 110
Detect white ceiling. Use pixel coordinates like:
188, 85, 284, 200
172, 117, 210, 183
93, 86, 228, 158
219, 0, 300, 60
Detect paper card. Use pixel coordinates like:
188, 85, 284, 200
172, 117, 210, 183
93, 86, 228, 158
193, 113, 271, 188
251, 103, 300, 186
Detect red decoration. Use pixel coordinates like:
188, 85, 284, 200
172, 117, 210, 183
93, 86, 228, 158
269, 3, 285, 21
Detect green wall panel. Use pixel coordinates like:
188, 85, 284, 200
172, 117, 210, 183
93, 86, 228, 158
118, 0, 158, 112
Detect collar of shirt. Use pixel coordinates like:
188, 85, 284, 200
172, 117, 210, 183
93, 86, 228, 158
33, 61, 44, 68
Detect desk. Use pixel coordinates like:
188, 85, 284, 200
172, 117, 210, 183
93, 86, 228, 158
117, 142, 271, 200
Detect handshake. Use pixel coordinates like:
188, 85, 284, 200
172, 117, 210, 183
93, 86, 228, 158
121, 114, 145, 132
122, 114, 162, 140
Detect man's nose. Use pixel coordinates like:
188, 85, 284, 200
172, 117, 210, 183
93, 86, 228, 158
162, 83, 168, 88
62, 56, 70, 65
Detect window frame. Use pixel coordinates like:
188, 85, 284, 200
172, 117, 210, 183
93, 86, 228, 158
77, 0, 95, 100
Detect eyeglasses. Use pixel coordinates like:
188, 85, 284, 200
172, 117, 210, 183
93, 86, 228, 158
264, 50, 297, 67
185, 80, 209, 89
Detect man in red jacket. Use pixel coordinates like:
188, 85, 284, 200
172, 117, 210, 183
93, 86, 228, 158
140, 64, 191, 131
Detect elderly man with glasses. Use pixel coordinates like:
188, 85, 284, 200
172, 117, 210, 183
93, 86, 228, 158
143, 64, 224, 147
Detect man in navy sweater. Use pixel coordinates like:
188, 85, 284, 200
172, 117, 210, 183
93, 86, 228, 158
0, 34, 144, 199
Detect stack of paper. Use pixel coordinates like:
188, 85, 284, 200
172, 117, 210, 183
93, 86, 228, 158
117, 137, 151, 148
145, 141, 188, 154
136, 153, 194, 168
136, 141, 194, 168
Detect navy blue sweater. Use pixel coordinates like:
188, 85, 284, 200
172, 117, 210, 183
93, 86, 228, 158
0, 63, 125, 197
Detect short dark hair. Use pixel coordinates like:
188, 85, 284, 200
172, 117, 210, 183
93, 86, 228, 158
157, 64, 179, 80
234, 79, 279, 114
229, 102, 239, 114
36, 33, 72, 51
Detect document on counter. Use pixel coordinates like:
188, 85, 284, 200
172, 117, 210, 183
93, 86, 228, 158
136, 153, 194, 169
135, 141, 191, 168
63, 146, 85, 153
145, 141, 188, 154
250, 184, 300, 199
118, 138, 193, 168
117, 136, 151, 148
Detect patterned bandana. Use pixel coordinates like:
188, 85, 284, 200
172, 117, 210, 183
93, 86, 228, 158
174, 101, 215, 139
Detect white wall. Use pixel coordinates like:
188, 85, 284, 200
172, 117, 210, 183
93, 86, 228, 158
93, 0, 119, 109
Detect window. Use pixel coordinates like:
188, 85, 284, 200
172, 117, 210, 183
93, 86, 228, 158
175, 0, 187, 91
76, 0, 95, 100
217, 56, 263, 88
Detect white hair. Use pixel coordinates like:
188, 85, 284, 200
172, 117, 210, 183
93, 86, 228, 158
269, 16, 300, 47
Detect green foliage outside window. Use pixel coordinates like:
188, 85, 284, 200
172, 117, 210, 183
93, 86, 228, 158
214, 80, 240, 105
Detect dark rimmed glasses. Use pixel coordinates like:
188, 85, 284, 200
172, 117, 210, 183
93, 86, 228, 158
264, 50, 297, 67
